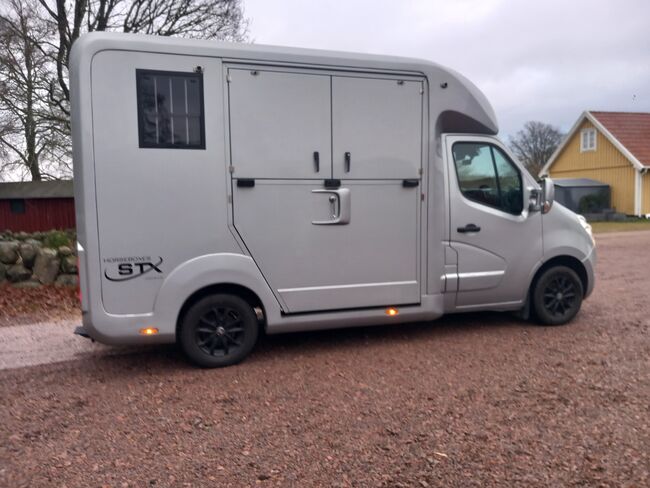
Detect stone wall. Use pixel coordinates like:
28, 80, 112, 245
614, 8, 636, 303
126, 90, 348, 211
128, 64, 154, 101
0, 230, 78, 287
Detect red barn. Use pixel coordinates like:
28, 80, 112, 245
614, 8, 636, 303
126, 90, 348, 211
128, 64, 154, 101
0, 180, 75, 232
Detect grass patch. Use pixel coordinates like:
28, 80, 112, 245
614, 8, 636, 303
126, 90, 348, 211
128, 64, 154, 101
42, 230, 71, 249
591, 219, 650, 234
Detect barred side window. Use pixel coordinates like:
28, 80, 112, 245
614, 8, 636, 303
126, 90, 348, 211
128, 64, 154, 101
136, 70, 205, 149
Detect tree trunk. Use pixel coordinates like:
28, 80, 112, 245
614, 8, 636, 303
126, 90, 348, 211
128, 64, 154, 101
23, 13, 41, 181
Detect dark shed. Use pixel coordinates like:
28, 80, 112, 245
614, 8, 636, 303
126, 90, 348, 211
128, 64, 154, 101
0, 180, 75, 232
553, 178, 611, 214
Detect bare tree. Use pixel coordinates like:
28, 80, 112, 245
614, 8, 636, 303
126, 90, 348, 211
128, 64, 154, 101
0, 0, 247, 181
0, 0, 70, 181
39, 0, 248, 113
509, 121, 564, 177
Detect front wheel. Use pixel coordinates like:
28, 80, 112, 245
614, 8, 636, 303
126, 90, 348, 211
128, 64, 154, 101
532, 266, 584, 325
179, 294, 259, 367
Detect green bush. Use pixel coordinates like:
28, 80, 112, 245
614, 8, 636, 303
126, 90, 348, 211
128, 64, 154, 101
578, 193, 609, 213
43, 230, 71, 249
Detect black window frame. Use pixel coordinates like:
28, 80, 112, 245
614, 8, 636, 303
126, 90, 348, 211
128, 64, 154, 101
136, 69, 206, 150
452, 141, 524, 216
9, 199, 26, 214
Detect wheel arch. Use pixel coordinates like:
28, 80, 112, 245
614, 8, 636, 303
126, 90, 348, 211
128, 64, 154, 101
175, 283, 266, 338
152, 253, 281, 338
529, 255, 588, 299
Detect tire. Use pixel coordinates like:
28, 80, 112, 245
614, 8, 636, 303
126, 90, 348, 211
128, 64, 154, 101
179, 294, 258, 367
532, 266, 584, 325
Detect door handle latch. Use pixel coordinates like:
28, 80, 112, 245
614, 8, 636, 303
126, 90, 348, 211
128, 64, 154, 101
457, 223, 481, 233
313, 151, 320, 173
344, 152, 351, 173
312, 188, 351, 225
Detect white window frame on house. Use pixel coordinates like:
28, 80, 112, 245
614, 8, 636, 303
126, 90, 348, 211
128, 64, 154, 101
580, 128, 597, 152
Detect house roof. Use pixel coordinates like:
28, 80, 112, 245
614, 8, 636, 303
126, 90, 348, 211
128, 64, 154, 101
590, 111, 650, 167
553, 178, 609, 188
540, 111, 650, 176
0, 180, 74, 199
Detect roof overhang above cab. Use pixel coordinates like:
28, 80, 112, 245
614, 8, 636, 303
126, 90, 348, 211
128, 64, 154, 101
70, 32, 499, 136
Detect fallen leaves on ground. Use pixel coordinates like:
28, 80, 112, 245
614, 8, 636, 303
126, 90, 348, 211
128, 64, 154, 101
0, 283, 80, 326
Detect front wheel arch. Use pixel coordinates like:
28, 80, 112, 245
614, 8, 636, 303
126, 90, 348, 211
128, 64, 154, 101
528, 256, 587, 325
529, 255, 588, 301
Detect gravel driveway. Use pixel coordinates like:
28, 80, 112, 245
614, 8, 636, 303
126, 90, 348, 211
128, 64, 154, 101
0, 232, 648, 487
0, 319, 142, 370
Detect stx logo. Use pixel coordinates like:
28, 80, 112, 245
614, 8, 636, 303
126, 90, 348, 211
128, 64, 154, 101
104, 257, 163, 282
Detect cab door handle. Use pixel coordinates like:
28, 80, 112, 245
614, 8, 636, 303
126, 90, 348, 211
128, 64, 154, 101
457, 224, 481, 233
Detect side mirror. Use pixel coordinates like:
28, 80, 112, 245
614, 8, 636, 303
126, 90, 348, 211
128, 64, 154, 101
541, 177, 555, 214
528, 188, 542, 212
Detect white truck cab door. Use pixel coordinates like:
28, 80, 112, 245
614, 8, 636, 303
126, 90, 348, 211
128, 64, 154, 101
444, 135, 542, 309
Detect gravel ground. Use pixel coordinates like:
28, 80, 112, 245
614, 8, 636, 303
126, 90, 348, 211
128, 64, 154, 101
0, 319, 141, 370
1, 232, 649, 487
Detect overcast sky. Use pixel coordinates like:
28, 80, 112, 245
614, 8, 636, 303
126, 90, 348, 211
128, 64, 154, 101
244, 0, 650, 139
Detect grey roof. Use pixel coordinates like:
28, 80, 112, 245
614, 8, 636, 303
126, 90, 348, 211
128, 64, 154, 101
553, 178, 609, 188
0, 180, 74, 199
71, 33, 498, 135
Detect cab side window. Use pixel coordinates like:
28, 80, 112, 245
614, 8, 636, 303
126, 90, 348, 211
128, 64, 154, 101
452, 142, 523, 215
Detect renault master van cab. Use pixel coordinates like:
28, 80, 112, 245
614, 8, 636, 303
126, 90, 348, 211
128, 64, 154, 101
70, 33, 596, 367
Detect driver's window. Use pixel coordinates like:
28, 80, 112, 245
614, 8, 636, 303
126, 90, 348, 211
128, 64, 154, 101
452, 142, 523, 215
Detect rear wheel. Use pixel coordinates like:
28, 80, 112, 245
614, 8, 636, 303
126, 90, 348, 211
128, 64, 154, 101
179, 294, 258, 367
532, 266, 584, 325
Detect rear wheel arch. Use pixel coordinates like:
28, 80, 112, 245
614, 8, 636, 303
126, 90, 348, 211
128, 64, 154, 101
176, 283, 266, 338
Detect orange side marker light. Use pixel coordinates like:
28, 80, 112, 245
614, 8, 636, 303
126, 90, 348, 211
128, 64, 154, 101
139, 327, 159, 336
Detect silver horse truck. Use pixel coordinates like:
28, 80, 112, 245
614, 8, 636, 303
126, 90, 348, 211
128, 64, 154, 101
71, 33, 596, 367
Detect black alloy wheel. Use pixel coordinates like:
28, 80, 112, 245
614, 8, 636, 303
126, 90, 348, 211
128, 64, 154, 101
196, 305, 245, 357
179, 294, 258, 367
532, 266, 584, 325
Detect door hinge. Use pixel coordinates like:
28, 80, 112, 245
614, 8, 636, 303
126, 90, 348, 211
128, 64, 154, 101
226, 73, 232, 83
418, 168, 423, 175
237, 178, 255, 188
324, 179, 341, 189
228, 195, 232, 204
402, 179, 419, 188
229, 165, 235, 174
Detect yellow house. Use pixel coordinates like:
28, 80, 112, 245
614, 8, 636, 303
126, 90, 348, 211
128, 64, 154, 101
540, 111, 650, 216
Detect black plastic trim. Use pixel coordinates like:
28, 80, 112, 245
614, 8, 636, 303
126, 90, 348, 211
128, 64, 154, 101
74, 326, 91, 339
402, 179, 420, 187
237, 178, 255, 188
324, 179, 341, 188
